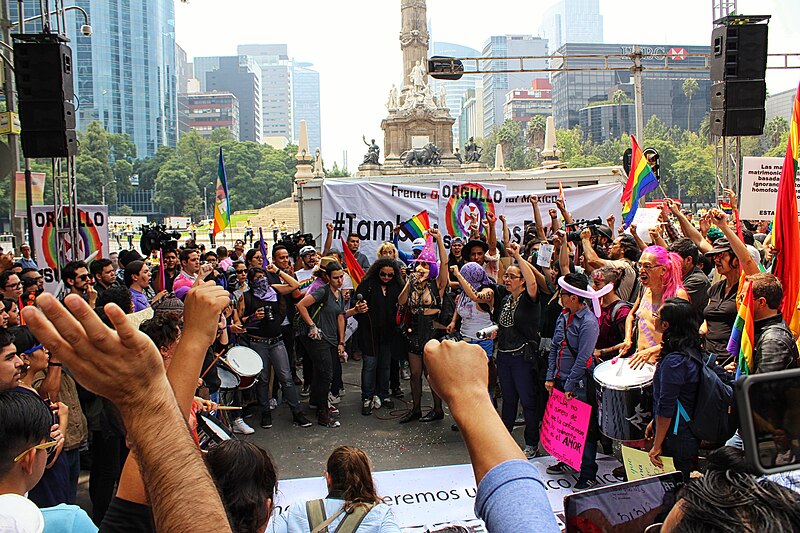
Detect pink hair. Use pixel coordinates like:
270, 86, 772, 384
642, 245, 684, 300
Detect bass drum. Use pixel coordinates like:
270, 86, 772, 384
594, 358, 655, 441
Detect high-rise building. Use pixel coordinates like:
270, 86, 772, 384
431, 42, 480, 142
459, 87, 484, 150
765, 88, 796, 124
481, 35, 549, 137
503, 79, 553, 125
551, 43, 711, 132
11, 0, 178, 157
237, 45, 293, 145
540, 0, 603, 52
292, 62, 321, 152
179, 92, 240, 140
200, 56, 263, 143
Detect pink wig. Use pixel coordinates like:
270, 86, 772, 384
642, 245, 684, 300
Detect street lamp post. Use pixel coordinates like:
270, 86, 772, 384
101, 180, 116, 206
203, 184, 209, 223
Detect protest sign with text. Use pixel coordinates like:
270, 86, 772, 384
739, 157, 800, 221
541, 389, 592, 471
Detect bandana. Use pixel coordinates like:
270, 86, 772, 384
557, 276, 613, 318
456, 262, 491, 314
252, 277, 277, 302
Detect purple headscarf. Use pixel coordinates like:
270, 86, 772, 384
456, 262, 490, 313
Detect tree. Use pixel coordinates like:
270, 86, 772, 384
154, 161, 198, 216
611, 90, 628, 138
327, 162, 351, 177
682, 79, 699, 131
526, 114, 547, 150
764, 116, 789, 150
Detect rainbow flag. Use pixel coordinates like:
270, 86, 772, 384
398, 210, 430, 240
621, 135, 659, 227
728, 279, 755, 378
340, 237, 365, 287
213, 148, 231, 236
772, 82, 800, 339
719, 201, 734, 216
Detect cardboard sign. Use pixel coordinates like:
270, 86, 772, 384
739, 157, 800, 221
621, 445, 676, 480
540, 389, 592, 471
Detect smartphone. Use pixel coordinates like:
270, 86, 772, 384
563, 472, 683, 533
735, 368, 800, 475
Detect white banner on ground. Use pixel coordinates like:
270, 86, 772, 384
271, 456, 620, 532
321, 180, 623, 259
30, 205, 110, 294
739, 157, 800, 221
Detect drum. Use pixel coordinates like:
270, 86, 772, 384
196, 412, 233, 451
217, 366, 240, 390
222, 346, 263, 390
594, 358, 655, 441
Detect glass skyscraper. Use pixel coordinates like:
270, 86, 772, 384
292, 62, 321, 152
540, 0, 604, 52
12, 1, 178, 158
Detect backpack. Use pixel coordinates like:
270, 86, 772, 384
674, 348, 735, 442
306, 499, 375, 533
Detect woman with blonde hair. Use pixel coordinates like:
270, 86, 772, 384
270, 446, 400, 532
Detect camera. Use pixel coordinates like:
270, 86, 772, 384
277, 231, 316, 256
80, 24, 93, 36
565, 217, 605, 243
140, 224, 181, 256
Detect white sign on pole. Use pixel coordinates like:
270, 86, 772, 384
629, 207, 662, 243
739, 157, 800, 221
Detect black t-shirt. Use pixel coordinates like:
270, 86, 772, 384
100, 497, 155, 533
494, 285, 540, 351
703, 278, 738, 357
243, 291, 282, 339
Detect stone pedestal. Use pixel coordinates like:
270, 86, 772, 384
356, 163, 384, 176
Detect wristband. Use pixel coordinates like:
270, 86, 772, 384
48, 362, 63, 367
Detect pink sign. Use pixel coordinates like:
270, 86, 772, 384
540, 389, 592, 471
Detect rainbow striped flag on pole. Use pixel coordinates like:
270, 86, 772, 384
398, 210, 431, 240
621, 135, 659, 227
772, 82, 800, 339
727, 279, 755, 378
213, 148, 231, 236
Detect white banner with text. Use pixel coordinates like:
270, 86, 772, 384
739, 156, 800, 221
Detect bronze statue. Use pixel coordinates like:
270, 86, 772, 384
464, 137, 482, 163
362, 135, 380, 165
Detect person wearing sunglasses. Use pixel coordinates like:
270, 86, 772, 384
0, 390, 97, 532
61, 260, 97, 309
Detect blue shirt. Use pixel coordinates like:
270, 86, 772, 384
546, 305, 599, 392
42, 504, 97, 532
475, 460, 559, 533
19, 257, 38, 269
653, 350, 700, 435
129, 288, 150, 313
267, 498, 400, 533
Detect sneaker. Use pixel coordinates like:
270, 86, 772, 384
523, 445, 544, 459
382, 398, 394, 409
372, 396, 382, 410
514, 416, 525, 427
401, 368, 411, 380
269, 398, 278, 410
391, 387, 404, 399
362, 399, 373, 416
260, 411, 273, 429
546, 462, 574, 475
572, 478, 598, 492
300, 385, 310, 397
292, 412, 313, 428
231, 417, 255, 435
328, 392, 341, 405
318, 411, 341, 428
328, 405, 340, 417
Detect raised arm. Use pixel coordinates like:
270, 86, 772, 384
666, 198, 711, 254
485, 212, 498, 256
499, 214, 510, 252
266, 263, 300, 294
555, 198, 573, 227
323, 222, 334, 255
531, 196, 548, 242
709, 208, 761, 276
580, 228, 613, 270
509, 243, 538, 300
430, 228, 450, 294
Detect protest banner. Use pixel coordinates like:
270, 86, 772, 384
621, 445, 676, 480
15, 171, 46, 217
31, 205, 109, 294
540, 389, 592, 471
321, 180, 623, 259
739, 157, 800, 221
537, 243, 555, 267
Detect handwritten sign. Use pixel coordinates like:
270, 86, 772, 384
739, 157, 800, 221
537, 243, 555, 267
629, 207, 662, 243
621, 445, 676, 480
541, 389, 592, 471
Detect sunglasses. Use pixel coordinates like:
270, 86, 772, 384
13, 439, 58, 463
379, 272, 395, 278
76, 274, 90, 281
235, 269, 247, 274
4, 282, 21, 289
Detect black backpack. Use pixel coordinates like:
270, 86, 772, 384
674, 348, 735, 442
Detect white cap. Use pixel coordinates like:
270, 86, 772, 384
411, 238, 426, 251
0, 494, 44, 533
299, 246, 316, 256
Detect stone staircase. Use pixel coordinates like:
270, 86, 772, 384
236, 197, 300, 234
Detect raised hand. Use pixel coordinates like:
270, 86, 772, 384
606, 214, 615, 229
326, 222, 334, 233
507, 241, 521, 258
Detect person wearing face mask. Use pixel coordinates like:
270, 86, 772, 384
354, 258, 404, 416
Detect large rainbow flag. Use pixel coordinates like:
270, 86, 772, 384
621, 135, 659, 227
398, 210, 431, 240
772, 82, 800, 338
728, 278, 755, 378
213, 148, 231, 236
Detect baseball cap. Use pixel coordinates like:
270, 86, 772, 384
706, 237, 733, 256
299, 245, 316, 256
411, 238, 426, 251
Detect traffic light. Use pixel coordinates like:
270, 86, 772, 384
427, 56, 464, 81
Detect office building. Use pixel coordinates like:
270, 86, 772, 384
579, 102, 635, 143
503, 79, 553, 125
178, 92, 240, 140
540, 0, 603, 52
551, 43, 711, 132
481, 35, 549, 137
431, 42, 480, 142
765, 88, 795, 124
201, 56, 262, 143
459, 87, 484, 150
292, 62, 322, 152
12, 0, 178, 157
237, 45, 293, 145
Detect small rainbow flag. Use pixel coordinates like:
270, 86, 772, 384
621, 135, 659, 227
719, 201, 734, 216
213, 148, 231, 236
340, 237, 365, 287
727, 279, 755, 378
398, 210, 430, 240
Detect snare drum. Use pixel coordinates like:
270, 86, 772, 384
196, 412, 233, 451
221, 346, 263, 390
594, 358, 655, 441
217, 366, 240, 390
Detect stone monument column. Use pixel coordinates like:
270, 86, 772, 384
399, 0, 429, 88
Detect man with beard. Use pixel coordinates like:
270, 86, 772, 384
581, 232, 640, 302
90, 258, 119, 297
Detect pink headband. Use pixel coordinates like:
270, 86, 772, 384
558, 277, 614, 317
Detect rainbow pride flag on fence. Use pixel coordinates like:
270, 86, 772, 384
728, 278, 755, 378
621, 135, 659, 227
398, 210, 431, 240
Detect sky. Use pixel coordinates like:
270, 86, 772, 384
175, 0, 800, 171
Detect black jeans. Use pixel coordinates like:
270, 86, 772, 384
89, 431, 128, 524
301, 337, 334, 412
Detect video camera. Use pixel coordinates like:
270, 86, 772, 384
565, 217, 604, 243
277, 231, 316, 256
140, 224, 181, 256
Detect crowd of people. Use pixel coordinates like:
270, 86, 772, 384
1, 187, 799, 532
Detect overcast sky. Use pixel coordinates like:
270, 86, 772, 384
175, 0, 800, 170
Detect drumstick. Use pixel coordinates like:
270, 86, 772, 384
215, 406, 242, 411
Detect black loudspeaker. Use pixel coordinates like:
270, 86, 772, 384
711, 80, 767, 110
710, 24, 768, 81
12, 40, 77, 158
709, 108, 766, 137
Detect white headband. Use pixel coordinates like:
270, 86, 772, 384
558, 276, 614, 317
